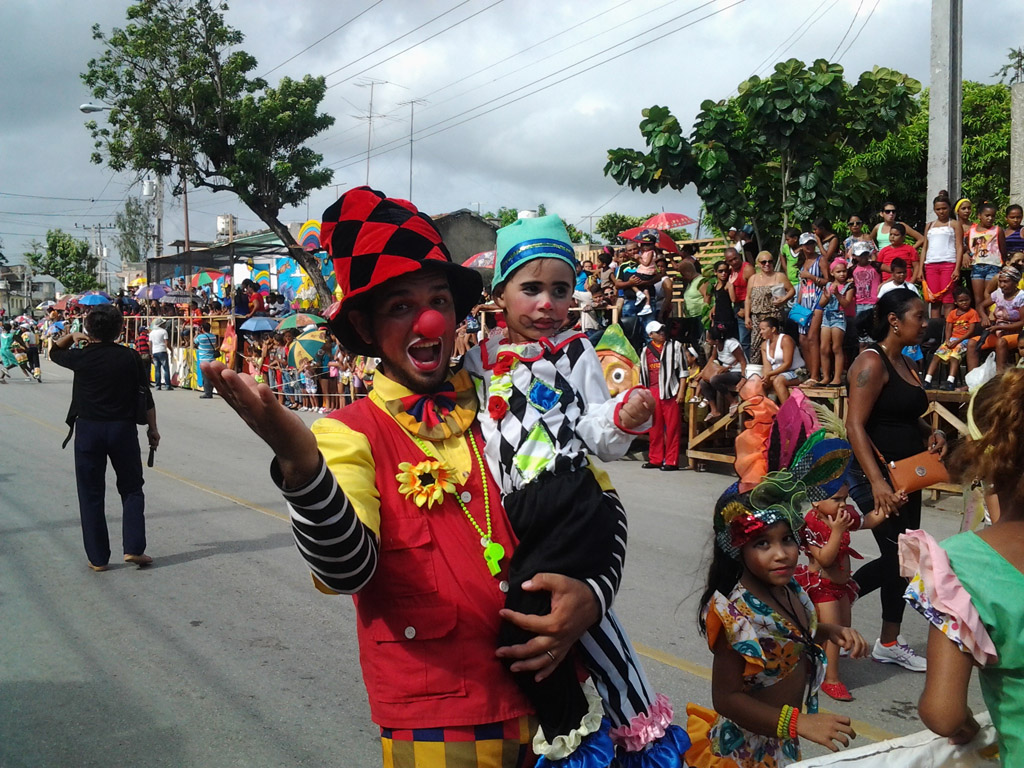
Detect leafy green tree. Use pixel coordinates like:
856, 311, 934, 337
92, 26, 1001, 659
0, 240, 7, 267
114, 196, 154, 264
563, 221, 588, 244
838, 82, 1011, 229
82, 0, 335, 305
605, 59, 921, 251
993, 47, 1024, 85
594, 213, 648, 244
26, 231, 101, 293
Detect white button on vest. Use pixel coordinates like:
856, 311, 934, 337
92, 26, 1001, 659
460, 491, 472, 503
499, 580, 509, 593
404, 626, 416, 639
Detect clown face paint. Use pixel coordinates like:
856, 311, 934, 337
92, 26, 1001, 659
353, 270, 457, 394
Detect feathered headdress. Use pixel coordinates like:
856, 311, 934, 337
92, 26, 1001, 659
717, 392, 853, 558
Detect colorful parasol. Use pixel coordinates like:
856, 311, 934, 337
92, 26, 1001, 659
462, 250, 497, 269
641, 212, 696, 231
136, 284, 169, 300
287, 328, 328, 368
617, 227, 681, 254
276, 313, 327, 330
36, 300, 56, 310
190, 270, 224, 288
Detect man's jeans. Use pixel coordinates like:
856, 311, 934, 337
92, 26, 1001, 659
153, 351, 171, 389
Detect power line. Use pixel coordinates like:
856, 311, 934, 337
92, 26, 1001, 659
419, 0, 638, 100
0, 192, 124, 203
327, 0, 724, 168
768, 0, 841, 71
329, 0, 744, 171
322, 1, 475, 82
311, 0, 649, 156
837, 0, 881, 62
259, 0, 385, 78
830, 0, 864, 60
419, 0, 687, 114
744, 0, 828, 81
329, 0, 505, 89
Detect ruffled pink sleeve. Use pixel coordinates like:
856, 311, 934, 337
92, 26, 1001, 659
899, 530, 998, 666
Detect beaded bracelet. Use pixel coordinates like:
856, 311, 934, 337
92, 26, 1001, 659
776, 705, 793, 739
788, 708, 800, 740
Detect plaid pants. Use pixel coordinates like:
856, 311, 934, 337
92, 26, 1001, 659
380, 717, 537, 768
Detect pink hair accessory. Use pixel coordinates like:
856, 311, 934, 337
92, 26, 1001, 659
830, 258, 848, 269
609, 694, 674, 752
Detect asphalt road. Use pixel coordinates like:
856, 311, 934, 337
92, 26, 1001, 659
0, 361, 985, 767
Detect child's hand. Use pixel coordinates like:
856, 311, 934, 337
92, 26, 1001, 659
828, 509, 854, 532
948, 711, 981, 745
824, 624, 870, 659
798, 712, 856, 751
618, 388, 656, 431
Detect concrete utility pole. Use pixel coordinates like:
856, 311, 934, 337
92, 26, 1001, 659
926, 0, 963, 220
1012, 83, 1024, 207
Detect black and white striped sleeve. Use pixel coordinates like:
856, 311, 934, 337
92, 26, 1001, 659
270, 455, 379, 594
585, 490, 628, 617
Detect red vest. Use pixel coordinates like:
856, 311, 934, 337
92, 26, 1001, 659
330, 400, 531, 728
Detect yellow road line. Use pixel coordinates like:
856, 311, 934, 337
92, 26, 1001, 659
633, 644, 899, 742
3, 401, 900, 742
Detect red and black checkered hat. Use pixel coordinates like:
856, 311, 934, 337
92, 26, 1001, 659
321, 186, 482, 354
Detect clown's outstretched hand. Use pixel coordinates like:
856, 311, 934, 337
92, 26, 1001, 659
201, 361, 320, 488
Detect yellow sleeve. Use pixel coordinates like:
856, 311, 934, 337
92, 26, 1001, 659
310, 417, 382, 537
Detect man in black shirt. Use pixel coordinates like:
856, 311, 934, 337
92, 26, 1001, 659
51, 305, 160, 572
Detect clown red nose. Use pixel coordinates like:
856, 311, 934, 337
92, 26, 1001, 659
413, 308, 447, 339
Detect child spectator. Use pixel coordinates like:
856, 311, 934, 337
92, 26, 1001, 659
967, 201, 1007, 312
818, 258, 854, 385
300, 360, 319, 411
924, 288, 981, 390
850, 241, 880, 350
639, 320, 691, 471
878, 223, 921, 284
877, 258, 919, 298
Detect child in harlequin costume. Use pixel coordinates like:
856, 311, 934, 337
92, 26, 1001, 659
464, 216, 690, 767
686, 412, 870, 767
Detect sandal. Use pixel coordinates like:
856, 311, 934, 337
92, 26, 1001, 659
821, 681, 853, 701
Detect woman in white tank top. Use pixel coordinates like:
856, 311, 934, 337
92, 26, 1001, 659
759, 316, 805, 403
921, 194, 964, 318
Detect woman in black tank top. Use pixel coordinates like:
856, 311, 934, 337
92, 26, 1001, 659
845, 289, 948, 670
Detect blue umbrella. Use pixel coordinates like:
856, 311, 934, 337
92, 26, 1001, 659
46, 321, 66, 336
240, 316, 278, 332
77, 291, 112, 306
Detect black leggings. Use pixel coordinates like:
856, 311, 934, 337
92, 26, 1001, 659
849, 462, 922, 625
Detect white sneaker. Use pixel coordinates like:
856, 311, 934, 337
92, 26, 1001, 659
872, 635, 926, 671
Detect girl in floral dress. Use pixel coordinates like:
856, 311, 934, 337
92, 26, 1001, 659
687, 465, 869, 766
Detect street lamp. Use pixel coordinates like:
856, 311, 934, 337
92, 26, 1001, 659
79, 103, 111, 113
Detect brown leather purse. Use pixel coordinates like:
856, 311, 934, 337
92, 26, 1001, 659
875, 446, 949, 494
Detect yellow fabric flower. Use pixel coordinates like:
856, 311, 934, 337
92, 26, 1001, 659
721, 501, 750, 526
396, 459, 457, 509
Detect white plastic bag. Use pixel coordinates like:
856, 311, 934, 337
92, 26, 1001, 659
964, 351, 997, 391
792, 710, 998, 766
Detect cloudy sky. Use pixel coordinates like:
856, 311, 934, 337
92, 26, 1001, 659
1, 0, 1019, 272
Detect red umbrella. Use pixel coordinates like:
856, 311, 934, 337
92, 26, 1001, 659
617, 228, 681, 254
642, 212, 696, 230
462, 250, 496, 269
